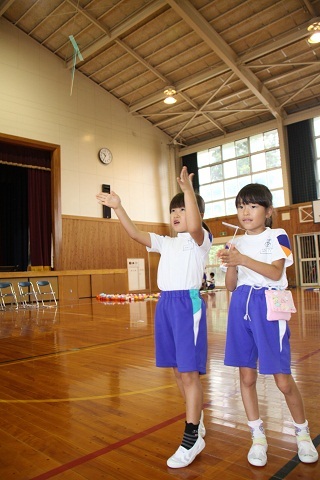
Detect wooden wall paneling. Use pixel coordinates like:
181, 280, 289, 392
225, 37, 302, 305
114, 272, 128, 293
119, 224, 146, 266
91, 274, 106, 297
58, 276, 78, 301
62, 216, 170, 274
62, 217, 100, 270
78, 275, 91, 298
91, 274, 115, 297
61, 218, 76, 270
100, 220, 123, 269
148, 252, 160, 293
78, 219, 100, 269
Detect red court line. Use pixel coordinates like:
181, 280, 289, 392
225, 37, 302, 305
30, 406, 205, 480
293, 348, 320, 364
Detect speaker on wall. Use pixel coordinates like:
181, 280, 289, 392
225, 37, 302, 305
102, 184, 111, 218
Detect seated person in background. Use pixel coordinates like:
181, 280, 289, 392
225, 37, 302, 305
207, 272, 215, 290
200, 272, 207, 290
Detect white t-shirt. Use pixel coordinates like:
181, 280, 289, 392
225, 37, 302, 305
233, 227, 293, 289
147, 230, 213, 291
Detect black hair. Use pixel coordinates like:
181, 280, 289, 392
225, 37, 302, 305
235, 183, 273, 227
169, 192, 205, 214
169, 192, 211, 232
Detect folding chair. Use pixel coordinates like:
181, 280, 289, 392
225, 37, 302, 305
36, 280, 57, 307
0, 282, 19, 310
18, 281, 39, 308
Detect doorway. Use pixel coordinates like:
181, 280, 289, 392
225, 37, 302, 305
0, 133, 62, 270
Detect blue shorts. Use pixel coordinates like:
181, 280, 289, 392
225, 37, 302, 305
155, 290, 207, 374
224, 285, 291, 374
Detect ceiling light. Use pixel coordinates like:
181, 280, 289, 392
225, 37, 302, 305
164, 86, 177, 104
307, 19, 320, 44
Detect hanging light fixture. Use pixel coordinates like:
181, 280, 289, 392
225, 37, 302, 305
307, 19, 320, 44
164, 86, 177, 104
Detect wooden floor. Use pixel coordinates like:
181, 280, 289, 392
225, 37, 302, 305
0, 288, 319, 480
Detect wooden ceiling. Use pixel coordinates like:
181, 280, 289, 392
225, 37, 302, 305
2, 0, 320, 148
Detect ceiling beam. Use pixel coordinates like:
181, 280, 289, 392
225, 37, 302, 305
166, 0, 283, 120
128, 63, 230, 112
301, 0, 317, 17
0, 0, 15, 16
128, 22, 312, 113
65, 0, 166, 68
240, 20, 313, 63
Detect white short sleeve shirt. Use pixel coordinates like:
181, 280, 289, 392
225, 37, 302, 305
233, 227, 293, 288
147, 229, 213, 291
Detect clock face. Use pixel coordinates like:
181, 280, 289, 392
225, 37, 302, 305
99, 148, 113, 164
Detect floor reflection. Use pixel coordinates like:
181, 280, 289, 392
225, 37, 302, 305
0, 306, 59, 337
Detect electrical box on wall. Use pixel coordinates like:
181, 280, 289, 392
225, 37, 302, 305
102, 184, 111, 218
127, 258, 146, 291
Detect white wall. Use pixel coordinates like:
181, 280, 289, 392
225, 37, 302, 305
0, 18, 175, 223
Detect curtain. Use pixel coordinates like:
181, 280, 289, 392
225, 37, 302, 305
287, 120, 318, 203
28, 169, 52, 270
0, 142, 52, 271
182, 153, 199, 192
0, 165, 28, 270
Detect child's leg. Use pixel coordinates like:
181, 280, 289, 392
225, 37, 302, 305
274, 373, 305, 422
181, 370, 203, 424
274, 373, 318, 463
239, 367, 259, 420
173, 367, 206, 438
240, 367, 268, 467
173, 367, 186, 401
167, 370, 205, 468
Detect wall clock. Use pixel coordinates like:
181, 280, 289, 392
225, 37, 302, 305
99, 148, 113, 165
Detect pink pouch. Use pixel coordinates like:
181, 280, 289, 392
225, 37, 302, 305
265, 289, 296, 321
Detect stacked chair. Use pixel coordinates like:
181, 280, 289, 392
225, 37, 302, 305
36, 280, 57, 307
0, 282, 19, 310
17, 281, 39, 308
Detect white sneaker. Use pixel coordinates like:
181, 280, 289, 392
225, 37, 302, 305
167, 435, 205, 468
199, 410, 206, 438
247, 438, 268, 467
297, 435, 319, 463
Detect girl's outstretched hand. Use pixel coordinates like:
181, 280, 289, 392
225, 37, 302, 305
96, 190, 121, 209
176, 166, 194, 192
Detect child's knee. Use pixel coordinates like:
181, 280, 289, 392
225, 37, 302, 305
274, 374, 294, 395
240, 368, 257, 388
180, 371, 200, 386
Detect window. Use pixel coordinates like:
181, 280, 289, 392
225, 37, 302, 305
313, 116, 320, 197
198, 129, 285, 219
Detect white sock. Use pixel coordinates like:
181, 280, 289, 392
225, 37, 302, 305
248, 419, 266, 440
293, 420, 310, 437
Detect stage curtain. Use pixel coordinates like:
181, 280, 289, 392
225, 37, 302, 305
182, 153, 199, 192
28, 168, 52, 269
0, 142, 52, 271
0, 164, 28, 270
287, 120, 318, 203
